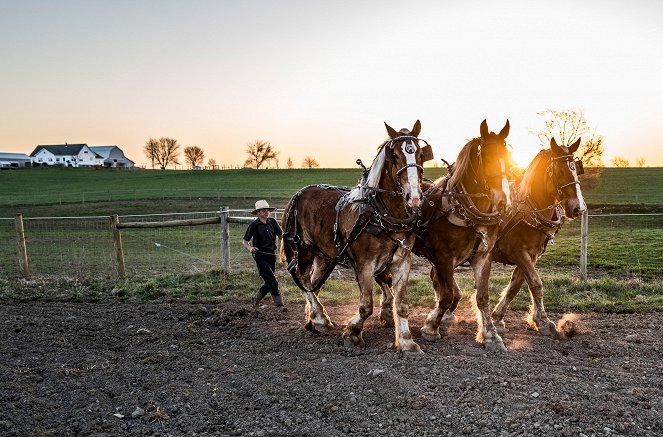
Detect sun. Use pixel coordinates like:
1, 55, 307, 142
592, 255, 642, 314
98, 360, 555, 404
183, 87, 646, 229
509, 142, 543, 168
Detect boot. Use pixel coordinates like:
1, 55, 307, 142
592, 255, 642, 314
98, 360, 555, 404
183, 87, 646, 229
251, 290, 266, 308
273, 294, 287, 312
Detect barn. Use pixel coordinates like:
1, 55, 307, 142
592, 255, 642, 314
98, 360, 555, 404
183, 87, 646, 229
0, 152, 32, 168
90, 146, 135, 168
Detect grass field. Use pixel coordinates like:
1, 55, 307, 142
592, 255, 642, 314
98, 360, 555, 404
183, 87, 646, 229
1, 166, 662, 310
3, 166, 662, 211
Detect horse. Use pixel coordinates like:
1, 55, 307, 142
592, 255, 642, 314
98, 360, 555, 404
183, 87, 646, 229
376, 119, 513, 352
280, 120, 434, 353
488, 137, 587, 336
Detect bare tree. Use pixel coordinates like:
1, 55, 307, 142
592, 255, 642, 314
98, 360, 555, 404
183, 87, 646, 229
208, 158, 217, 169
184, 146, 205, 168
534, 109, 605, 167
611, 156, 630, 168
143, 138, 158, 169
302, 156, 319, 169
244, 140, 278, 169
286, 157, 294, 169
636, 157, 646, 167
143, 137, 181, 170
534, 109, 604, 188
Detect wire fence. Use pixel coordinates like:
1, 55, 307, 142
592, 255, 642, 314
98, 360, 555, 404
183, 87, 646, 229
0, 210, 661, 281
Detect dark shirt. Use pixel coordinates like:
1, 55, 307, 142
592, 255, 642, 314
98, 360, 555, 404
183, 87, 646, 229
243, 217, 282, 253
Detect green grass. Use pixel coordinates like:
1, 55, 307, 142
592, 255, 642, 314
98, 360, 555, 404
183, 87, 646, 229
1, 166, 662, 312
583, 167, 663, 206
0, 167, 449, 209
2, 269, 661, 312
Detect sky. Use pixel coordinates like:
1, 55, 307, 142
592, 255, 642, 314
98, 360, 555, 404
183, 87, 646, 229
1, 0, 662, 168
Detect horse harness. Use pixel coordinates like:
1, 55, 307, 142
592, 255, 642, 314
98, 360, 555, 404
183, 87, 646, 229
494, 153, 579, 255
284, 182, 419, 293
416, 147, 505, 265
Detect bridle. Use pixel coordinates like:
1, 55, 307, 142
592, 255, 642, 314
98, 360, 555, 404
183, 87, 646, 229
547, 153, 584, 199
360, 135, 431, 198
469, 139, 510, 194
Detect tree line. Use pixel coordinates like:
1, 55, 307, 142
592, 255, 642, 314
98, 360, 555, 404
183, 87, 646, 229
144, 109, 649, 170
143, 138, 319, 170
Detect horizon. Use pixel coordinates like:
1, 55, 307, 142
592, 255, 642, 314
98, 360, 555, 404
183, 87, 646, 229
1, 1, 662, 168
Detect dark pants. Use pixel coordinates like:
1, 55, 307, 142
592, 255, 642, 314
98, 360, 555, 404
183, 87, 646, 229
255, 252, 280, 297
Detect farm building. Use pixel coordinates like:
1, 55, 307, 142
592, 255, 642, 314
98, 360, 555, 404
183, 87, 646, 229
30, 144, 103, 167
0, 152, 32, 168
89, 146, 135, 168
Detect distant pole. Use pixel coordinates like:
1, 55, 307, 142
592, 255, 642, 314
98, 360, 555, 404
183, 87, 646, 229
110, 215, 126, 278
15, 214, 30, 279
580, 210, 589, 281
220, 207, 230, 275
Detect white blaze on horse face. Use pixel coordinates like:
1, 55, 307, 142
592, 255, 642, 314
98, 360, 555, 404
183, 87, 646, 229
401, 141, 422, 208
499, 158, 511, 208
569, 163, 587, 212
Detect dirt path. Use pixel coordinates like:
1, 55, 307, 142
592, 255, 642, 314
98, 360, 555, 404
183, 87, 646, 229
1, 299, 661, 436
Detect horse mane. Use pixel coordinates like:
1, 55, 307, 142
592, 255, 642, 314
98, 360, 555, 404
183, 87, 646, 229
347, 143, 387, 202
448, 137, 480, 188
519, 149, 550, 199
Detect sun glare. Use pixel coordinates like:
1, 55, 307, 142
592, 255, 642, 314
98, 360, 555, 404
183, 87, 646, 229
510, 143, 542, 168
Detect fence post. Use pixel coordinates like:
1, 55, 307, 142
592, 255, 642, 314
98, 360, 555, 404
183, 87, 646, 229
580, 209, 588, 281
219, 207, 230, 275
15, 214, 30, 279
110, 215, 126, 278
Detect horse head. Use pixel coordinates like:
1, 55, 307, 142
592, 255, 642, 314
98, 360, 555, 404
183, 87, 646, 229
549, 137, 587, 219
382, 120, 433, 209
477, 119, 512, 212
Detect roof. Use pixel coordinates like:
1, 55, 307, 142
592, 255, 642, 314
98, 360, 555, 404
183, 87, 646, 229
89, 146, 118, 159
0, 152, 31, 160
30, 144, 102, 158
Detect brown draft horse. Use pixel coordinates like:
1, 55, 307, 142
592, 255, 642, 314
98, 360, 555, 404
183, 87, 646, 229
377, 119, 513, 352
489, 137, 586, 336
280, 121, 433, 353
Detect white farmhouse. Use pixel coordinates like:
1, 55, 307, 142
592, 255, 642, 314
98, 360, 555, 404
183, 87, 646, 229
89, 146, 135, 168
30, 144, 103, 167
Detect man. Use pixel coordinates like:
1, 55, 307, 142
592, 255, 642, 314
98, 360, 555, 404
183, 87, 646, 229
242, 200, 286, 311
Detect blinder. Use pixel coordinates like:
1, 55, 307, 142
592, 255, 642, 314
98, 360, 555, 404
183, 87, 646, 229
574, 159, 585, 175
420, 144, 434, 163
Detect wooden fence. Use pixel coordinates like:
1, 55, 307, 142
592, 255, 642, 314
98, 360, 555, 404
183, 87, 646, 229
7, 209, 661, 281
13, 207, 256, 279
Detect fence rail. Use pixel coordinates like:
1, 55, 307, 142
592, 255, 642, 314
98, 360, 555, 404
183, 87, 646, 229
0, 209, 661, 282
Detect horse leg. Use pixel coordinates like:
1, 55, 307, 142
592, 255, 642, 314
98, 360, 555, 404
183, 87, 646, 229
472, 255, 506, 352
301, 257, 334, 333
491, 266, 526, 334
520, 263, 556, 336
342, 267, 375, 348
391, 253, 422, 353
420, 263, 454, 341
375, 270, 394, 327
440, 277, 463, 327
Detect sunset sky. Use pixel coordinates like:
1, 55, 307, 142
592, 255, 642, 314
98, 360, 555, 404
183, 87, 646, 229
1, 0, 662, 168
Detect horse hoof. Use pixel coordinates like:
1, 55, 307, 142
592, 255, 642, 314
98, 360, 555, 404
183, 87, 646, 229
420, 326, 441, 341
342, 332, 365, 348
398, 341, 424, 354
306, 320, 333, 334
484, 339, 507, 353
538, 321, 557, 337
494, 321, 508, 335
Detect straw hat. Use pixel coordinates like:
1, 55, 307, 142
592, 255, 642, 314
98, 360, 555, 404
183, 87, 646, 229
251, 199, 275, 215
